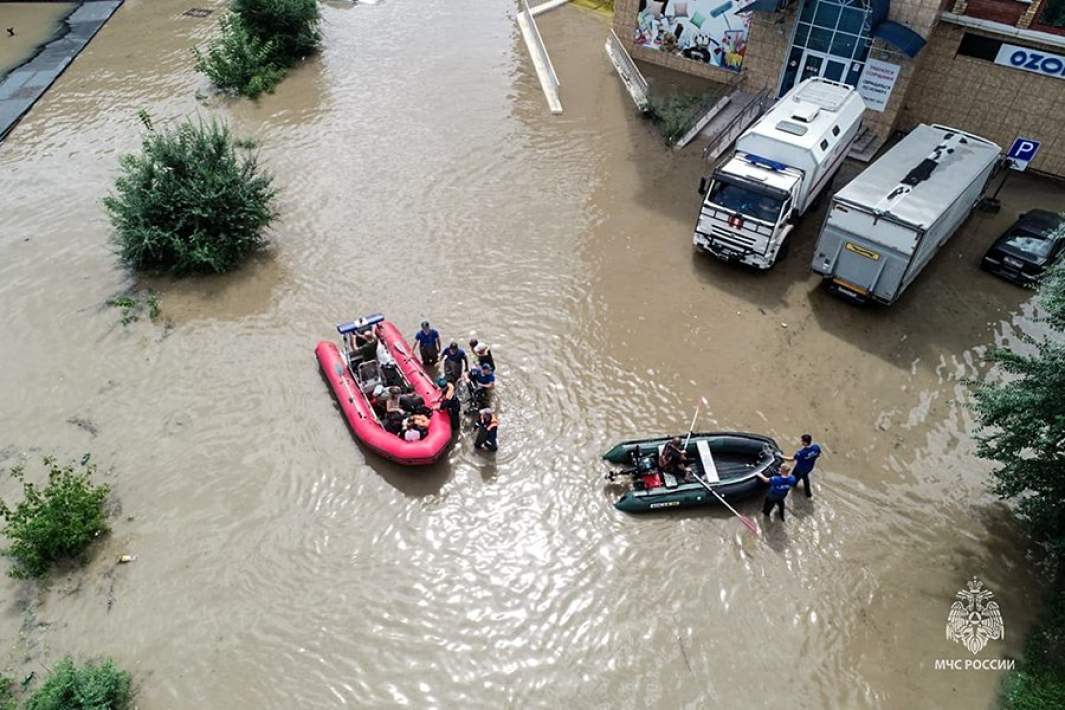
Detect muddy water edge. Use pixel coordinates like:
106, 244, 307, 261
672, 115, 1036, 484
0, 1, 1049, 708
0, 3, 77, 75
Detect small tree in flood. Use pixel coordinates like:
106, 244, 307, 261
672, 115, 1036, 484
972, 262, 1065, 566
0, 456, 110, 579
24, 658, 131, 710
196, 0, 320, 98
104, 115, 277, 274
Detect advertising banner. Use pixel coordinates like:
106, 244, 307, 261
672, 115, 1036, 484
856, 58, 901, 112
634, 0, 751, 72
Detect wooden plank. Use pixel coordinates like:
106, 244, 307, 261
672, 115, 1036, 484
696, 440, 720, 483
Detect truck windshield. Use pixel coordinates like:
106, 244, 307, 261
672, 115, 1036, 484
708, 180, 784, 224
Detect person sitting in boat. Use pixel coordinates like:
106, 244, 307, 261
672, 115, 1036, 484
474, 408, 498, 452
442, 342, 468, 383
383, 409, 405, 435
437, 376, 461, 430
368, 384, 388, 416
658, 437, 692, 480
469, 339, 495, 371
384, 387, 404, 415
403, 423, 423, 441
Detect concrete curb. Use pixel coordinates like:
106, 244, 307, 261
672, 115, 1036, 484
0, 0, 124, 143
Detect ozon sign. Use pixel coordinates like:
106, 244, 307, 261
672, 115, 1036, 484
994, 43, 1065, 81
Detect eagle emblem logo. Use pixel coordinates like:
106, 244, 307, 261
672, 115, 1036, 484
946, 577, 1004, 655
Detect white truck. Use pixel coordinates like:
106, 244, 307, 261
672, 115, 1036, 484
810, 124, 1001, 305
693, 77, 866, 269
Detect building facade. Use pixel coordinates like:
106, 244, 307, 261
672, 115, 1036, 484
614, 0, 1065, 175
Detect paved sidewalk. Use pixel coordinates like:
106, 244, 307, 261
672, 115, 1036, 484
0, 0, 123, 142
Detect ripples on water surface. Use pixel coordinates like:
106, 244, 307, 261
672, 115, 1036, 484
0, 0, 1051, 707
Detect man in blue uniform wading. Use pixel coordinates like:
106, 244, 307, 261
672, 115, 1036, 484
414, 321, 441, 367
785, 434, 821, 498
757, 463, 796, 522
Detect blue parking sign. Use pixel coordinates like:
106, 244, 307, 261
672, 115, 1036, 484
1007, 137, 1040, 171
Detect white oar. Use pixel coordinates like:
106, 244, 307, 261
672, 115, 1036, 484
684, 406, 759, 535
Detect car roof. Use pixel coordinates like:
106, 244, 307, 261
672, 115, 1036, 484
1016, 209, 1065, 236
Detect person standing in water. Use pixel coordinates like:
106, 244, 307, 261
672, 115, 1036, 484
441, 341, 468, 384
469, 339, 495, 371
474, 408, 498, 452
784, 434, 821, 498
436, 376, 461, 431
757, 463, 796, 522
415, 321, 441, 367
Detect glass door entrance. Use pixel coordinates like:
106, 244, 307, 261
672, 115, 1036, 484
778, 0, 872, 96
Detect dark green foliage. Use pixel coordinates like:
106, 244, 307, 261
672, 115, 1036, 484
972, 263, 1065, 567
24, 658, 130, 710
194, 15, 285, 99
1040, 0, 1065, 28
103, 118, 277, 275
231, 0, 320, 60
0, 676, 15, 710
646, 94, 705, 146
196, 0, 320, 97
0, 457, 110, 579
1001, 586, 1065, 709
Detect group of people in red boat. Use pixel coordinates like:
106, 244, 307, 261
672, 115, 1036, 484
346, 320, 500, 452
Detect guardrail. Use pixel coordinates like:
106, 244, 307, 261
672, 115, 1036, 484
605, 29, 649, 113
673, 95, 731, 151
517, 0, 563, 114
702, 90, 769, 163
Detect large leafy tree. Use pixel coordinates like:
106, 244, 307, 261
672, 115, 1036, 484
973, 263, 1065, 565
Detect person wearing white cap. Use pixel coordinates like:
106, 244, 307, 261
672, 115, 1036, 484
468, 338, 495, 371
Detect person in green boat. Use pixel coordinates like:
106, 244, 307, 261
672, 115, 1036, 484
658, 437, 692, 480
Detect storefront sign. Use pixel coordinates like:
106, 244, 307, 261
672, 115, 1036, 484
994, 44, 1065, 81
856, 59, 901, 112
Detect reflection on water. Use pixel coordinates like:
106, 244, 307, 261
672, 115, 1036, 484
0, 0, 1048, 708
0, 3, 76, 77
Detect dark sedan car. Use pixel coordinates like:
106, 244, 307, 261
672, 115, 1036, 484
982, 209, 1065, 286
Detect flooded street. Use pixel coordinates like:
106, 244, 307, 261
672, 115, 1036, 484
0, 3, 76, 75
0, 1, 1052, 707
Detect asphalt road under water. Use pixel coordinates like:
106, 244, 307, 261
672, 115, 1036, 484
0, 1, 1053, 707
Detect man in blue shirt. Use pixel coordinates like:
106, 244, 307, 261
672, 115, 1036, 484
786, 434, 821, 498
441, 341, 468, 383
414, 320, 441, 367
467, 363, 496, 410
757, 463, 796, 521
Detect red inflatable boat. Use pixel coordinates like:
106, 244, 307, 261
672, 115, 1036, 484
316, 314, 452, 466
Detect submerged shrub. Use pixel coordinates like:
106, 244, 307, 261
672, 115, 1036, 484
231, 0, 320, 61
0, 456, 110, 579
194, 15, 285, 99
103, 117, 277, 275
197, 0, 320, 97
24, 658, 131, 710
0, 676, 15, 710
646, 94, 705, 146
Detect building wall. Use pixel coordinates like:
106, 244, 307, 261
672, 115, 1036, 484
899, 22, 1065, 175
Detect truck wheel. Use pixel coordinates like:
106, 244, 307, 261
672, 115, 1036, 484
774, 239, 791, 265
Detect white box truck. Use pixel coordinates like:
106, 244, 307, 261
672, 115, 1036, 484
810, 124, 1001, 305
693, 78, 866, 269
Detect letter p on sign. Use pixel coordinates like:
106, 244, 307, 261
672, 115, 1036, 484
1007, 137, 1041, 171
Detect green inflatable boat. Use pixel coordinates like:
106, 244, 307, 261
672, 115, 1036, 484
602, 432, 783, 513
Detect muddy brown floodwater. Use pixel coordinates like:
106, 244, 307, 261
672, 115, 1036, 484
0, 3, 76, 76
0, 1, 1055, 707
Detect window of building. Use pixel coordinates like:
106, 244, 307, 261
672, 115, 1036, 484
1040, 0, 1065, 28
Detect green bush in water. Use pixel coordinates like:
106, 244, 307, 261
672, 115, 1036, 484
24, 658, 131, 710
231, 0, 321, 62
646, 94, 705, 146
196, 0, 320, 97
1001, 589, 1065, 709
0, 456, 110, 579
194, 15, 285, 98
0, 676, 15, 710
103, 117, 277, 275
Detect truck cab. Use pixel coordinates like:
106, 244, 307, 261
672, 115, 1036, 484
693, 78, 866, 270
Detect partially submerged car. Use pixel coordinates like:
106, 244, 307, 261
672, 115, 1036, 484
982, 209, 1065, 286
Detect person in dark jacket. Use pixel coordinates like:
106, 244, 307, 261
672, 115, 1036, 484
469, 339, 495, 371
437, 377, 461, 431
474, 408, 498, 452
757, 463, 796, 521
